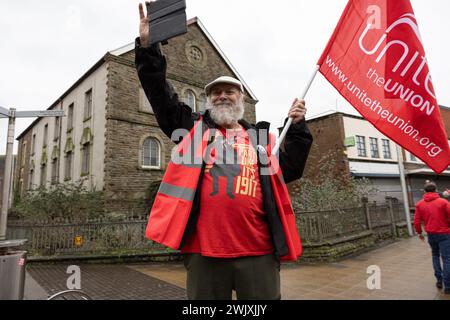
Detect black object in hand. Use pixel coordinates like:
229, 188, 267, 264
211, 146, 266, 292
147, 0, 187, 46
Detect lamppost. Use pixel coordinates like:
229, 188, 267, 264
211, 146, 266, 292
0, 106, 64, 300
396, 144, 414, 237
0, 106, 64, 240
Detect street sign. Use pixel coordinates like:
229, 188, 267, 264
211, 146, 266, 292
15, 110, 65, 118
344, 137, 356, 147
0, 106, 9, 116
74, 236, 83, 247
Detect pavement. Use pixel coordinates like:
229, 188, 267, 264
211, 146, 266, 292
24, 237, 450, 300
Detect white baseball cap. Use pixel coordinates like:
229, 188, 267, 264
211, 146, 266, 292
205, 76, 244, 96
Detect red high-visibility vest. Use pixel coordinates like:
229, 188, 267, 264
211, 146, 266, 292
146, 118, 302, 261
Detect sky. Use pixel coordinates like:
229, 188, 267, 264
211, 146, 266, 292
1, 0, 449, 154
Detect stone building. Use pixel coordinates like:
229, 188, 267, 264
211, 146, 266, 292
302, 106, 450, 206
14, 17, 258, 215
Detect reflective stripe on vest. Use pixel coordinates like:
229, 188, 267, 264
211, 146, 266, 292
146, 118, 208, 249
158, 182, 196, 202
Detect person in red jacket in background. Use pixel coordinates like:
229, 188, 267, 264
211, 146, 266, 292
414, 180, 450, 294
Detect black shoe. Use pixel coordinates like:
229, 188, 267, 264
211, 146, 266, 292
436, 281, 443, 289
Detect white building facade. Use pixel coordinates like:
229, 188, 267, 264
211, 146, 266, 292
26, 64, 107, 191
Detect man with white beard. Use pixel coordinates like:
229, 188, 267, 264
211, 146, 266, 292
205, 77, 245, 129
136, 3, 313, 300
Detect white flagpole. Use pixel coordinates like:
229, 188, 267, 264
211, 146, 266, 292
272, 65, 320, 155
396, 144, 414, 236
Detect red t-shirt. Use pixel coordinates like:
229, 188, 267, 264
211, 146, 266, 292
181, 126, 274, 258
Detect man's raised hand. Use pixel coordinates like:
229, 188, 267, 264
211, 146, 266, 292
288, 99, 307, 124
139, 2, 151, 47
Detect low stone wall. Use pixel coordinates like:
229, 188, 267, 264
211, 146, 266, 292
28, 250, 183, 265
300, 230, 376, 262
371, 224, 396, 242
396, 222, 413, 238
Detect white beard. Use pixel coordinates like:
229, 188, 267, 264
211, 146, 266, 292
206, 99, 245, 127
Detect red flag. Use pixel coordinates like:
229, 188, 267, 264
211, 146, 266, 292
318, 0, 450, 174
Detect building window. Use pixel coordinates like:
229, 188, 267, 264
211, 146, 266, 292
84, 89, 93, 120
51, 159, 59, 184
81, 144, 91, 175
43, 124, 48, 147
186, 44, 206, 67
410, 153, 417, 161
356, 136, 367, 157
382, 139, 392, 159
185, 90, 196, 111
29, 170, 34, 190
369, 138, 379, 158
40, 165, 47, 187
31, 134, 36, 154
189, 46, 203, 64
68, 103, 74, 131
139, 87, 153, 113
143, 138, 161, 169
21, 142, 27, 166
54, 116, 60, 140
198, 94, 207, 113
65, 151, 73, 180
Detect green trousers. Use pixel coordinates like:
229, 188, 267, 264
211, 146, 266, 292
183, 253, 281, 300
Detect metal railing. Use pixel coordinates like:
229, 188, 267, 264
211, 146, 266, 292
7, 217, 167, 257
7, 200, 412, 258
297, 207, 367, 242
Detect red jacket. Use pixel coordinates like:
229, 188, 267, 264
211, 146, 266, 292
414, 193, 450, 235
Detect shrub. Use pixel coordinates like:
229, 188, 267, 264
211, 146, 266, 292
293, 154, 377, 212
12, 179, 106, 222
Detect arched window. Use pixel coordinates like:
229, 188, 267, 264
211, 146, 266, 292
143, 138, 161, 169
185, 90, 196, 111
198, 94, 207, 113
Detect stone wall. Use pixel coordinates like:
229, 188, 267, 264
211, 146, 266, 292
303, 113, 350, 183
104, 55, 169, 214
439, 106, 450, 137
301, 230, 376, 263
